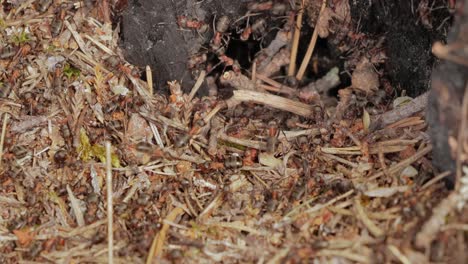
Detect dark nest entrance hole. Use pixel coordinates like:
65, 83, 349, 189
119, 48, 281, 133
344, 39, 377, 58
201, 22, 349, 98
213, 23, 350, 97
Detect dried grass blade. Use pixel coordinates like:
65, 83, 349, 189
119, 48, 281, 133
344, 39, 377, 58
369, 145, 432, 180
387, 245, 412, 264
84, 34, 116, 55
316, 249, 370, 264
218, 133, 267, 150
64, 20, 91, 57
354, 197, 384, 237
146, 207, 184, 263
146, 65, 153, 96
296, 0, 327, 80
188, 70, 206, 101
66, 185, 85, 227
105, 142, 113, 264
288, 0, 304, 76
0, 113, 9, 167
230, 90, 313, 117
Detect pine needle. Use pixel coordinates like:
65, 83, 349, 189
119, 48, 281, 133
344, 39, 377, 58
146, 207, 184, 263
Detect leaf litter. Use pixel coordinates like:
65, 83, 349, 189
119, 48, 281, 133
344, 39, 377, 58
0, 0, 467, 263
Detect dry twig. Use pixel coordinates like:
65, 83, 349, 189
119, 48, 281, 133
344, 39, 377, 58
147, 207, 184, 263
370, 92, 429, 131
288, 0, 305, 76
0, 113, 9, 167
296, 0, 327, 81
105, 142, 113, 264
146, 65, 153, 96
227, 90, 313, 117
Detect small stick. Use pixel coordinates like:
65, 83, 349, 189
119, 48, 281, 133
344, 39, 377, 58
288, 0, 305, 76
251, 59, 257, 84
256, 74, 296, 95
302, 190, 355, 215
208, 116, 223, 156
219, 133, 267, 150
387, 245, 411, 264
316, 250, 369, 263
64, 20, 91, 57
149, 122, 165, 148
105, 142, 113, 264
203, 103, 226, 124
321, 153, 358, 168
147, 207, 184, 263
368, 145, 433, 181
258, 84, 294, 95
0, 113, 9, 167
198, 193, 223, 221
354, 197, 384, 237
420, 171, 452, 190
84, 35, 116, 55
267, 248, 291, 264
146, 65, 153, 96
370, 92, 428, 131
188, 70, 206, 101
455, 82, 468, 191
296, 0, 327, 81
228, 90, 313, 117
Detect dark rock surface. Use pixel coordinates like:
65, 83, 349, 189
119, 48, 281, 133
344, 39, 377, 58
120, 0, 246, 93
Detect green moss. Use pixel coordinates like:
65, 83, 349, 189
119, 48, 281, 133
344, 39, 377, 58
12, 30, 30, 45
63, 63, 81, 79
77, 128, 121, 167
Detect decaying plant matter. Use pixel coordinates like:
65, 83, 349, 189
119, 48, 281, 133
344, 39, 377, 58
0, 0, 466, 263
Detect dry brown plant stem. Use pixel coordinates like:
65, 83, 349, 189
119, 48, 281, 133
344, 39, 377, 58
420, 171, 452, 190
296, 0, 327, 81
147, 207, 184, 263
288, 0, 304, 76
251, 59, 257, 83
256, 73, 296, 95
188, 70, 206, 101
228, 90, 313, 117
146, 65, 153, 96
0, 113, 9, 167
369, 145, 433, 181
354, 197, 384, 237
219, 133, 267, 150
370, 92, 428, 131
105, 142, 113, 264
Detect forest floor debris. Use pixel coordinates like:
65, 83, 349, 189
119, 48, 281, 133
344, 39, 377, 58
0, 0, 467, 263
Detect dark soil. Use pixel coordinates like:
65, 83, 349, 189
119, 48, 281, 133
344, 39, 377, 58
350, 0, 452, 97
